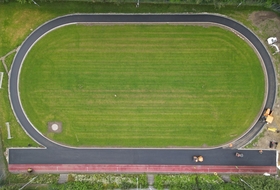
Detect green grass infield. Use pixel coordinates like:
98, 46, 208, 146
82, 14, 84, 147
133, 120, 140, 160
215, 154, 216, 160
20, 24, 264, 147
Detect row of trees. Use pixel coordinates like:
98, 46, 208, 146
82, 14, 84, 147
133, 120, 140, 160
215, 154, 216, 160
154, 174, 280, 190
4, 0, 279, 8
0, 173, 148, 190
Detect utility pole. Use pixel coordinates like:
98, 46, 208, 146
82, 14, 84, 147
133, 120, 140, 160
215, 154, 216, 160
237, 1, 242, 7
19, 176, 37, 190
5, 122, 12, 139
0, 72, 3, 89
240, 178, 254, 190
31, 0, 40, 6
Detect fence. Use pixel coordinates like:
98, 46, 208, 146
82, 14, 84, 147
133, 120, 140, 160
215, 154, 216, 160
0, 0, 269, 7
53, 0, 266, 6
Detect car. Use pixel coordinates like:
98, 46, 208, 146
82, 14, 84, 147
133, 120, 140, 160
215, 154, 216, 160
193, 155, 204, 162
267, 37, 277, 45
269, 141, 278, 149
27, 168, 33, 173
235, 152, 243, 158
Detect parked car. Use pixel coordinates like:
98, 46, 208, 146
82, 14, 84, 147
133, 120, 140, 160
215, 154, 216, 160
269, 141, 278, 149
235, 152, 243, 158
193, 155, 203, 162
267, 37, 277, 45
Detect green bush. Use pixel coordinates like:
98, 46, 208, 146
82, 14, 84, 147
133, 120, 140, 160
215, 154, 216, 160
154, 174, 198, 190
49, 174, 147, 189
154, 174, 280, 190
231, 175, 280, 190
68, 174, 75, 182
197, 174, 224, 190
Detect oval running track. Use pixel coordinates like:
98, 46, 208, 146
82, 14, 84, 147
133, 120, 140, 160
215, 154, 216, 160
8, 14, 277, 174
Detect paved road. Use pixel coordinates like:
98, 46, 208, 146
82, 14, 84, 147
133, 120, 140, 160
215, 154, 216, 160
8, 14, 277, 166
9, 148, 276, 166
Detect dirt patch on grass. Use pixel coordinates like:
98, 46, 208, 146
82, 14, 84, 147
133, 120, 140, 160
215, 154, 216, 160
249, 11, 280, 36
245, 11, 280, 152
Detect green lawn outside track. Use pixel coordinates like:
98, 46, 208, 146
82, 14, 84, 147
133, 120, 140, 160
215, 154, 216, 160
20, 24, 264, 147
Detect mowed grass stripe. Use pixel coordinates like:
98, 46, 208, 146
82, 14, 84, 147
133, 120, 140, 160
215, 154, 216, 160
20, 25, 264, 147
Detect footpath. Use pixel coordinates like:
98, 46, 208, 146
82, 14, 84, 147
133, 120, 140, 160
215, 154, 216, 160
0, 50, 15, 183
0, 134, 7, 182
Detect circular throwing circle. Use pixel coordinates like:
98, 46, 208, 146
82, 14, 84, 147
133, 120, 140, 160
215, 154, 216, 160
51, 124, 59, 131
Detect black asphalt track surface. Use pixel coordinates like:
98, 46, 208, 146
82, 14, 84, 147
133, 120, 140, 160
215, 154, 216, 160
9, 14, 276, 166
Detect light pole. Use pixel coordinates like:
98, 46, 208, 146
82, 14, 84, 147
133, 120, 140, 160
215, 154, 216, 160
19, 176, 37, 190
137, 177, 138, 190
31, 0, 40, 6
240, 178, 254, 190
5, 122, 12, 139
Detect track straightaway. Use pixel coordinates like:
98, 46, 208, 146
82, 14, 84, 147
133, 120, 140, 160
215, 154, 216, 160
8, 14, 277, 171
